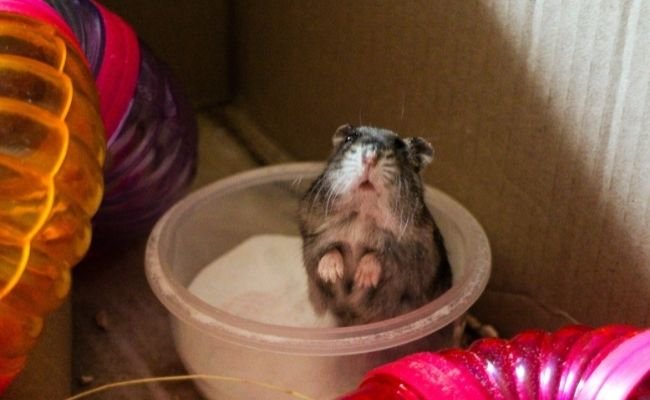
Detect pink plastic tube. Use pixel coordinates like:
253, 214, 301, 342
90, 0, 140, 142
338, 325, 650, 400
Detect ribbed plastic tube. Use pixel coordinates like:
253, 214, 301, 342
0, 8, 105, 392
47, 0, 198, 234
339, 325, 650, 400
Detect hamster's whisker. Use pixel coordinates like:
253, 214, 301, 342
313, 179, 330, 211
400, 206, 415, 240
397, 177, 407, 239
325, 178, 347, 215
323, 178, 338, 216
325, 188, 335, 216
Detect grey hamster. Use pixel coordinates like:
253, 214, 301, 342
299, 124, 451, 326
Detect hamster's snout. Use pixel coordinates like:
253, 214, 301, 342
362, 148, 378, 167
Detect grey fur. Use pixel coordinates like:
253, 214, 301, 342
299, 125, 451, 326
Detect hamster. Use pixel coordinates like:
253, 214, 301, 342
299, 124, 451, 326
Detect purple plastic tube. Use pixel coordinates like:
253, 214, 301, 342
47, 0, 198, 234
338, 325, 650, 400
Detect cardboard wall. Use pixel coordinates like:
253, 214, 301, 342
232, 0, 650, 336
99, 0, 230, 106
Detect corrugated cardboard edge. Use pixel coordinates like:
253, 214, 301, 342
222, 103, 295, 164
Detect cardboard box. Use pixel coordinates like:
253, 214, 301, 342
230, 0, 650, 336
3, 302, 71, 400
99, 0, 230, 107
13, 1, 647, 396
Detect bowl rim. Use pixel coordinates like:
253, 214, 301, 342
145, 162, 491, 356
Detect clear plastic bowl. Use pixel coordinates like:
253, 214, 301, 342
145, 162, 491, 399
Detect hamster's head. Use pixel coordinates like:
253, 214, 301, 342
323, 124, 433, 198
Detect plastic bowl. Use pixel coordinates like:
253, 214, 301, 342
145, 162, 491, 399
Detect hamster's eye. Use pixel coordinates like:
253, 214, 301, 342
344, 132, 359, 144
394, 139, 406, 150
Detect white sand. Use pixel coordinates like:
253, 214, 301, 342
188, 234, 336, 327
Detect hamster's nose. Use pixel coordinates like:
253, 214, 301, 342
362, 150, 378, 166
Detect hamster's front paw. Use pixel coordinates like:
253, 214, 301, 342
354, 253, 381, 288
317, 249, 344, 283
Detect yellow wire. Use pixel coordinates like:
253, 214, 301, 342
64, 374, 316, 400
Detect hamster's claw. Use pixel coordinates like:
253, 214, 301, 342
317, 250, 344, 283
354, 253, 381, 288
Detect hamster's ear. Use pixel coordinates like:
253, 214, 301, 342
332, 124, 355, 148
405, 137, 434, 172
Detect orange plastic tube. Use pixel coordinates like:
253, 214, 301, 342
0, 13, 105, 391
